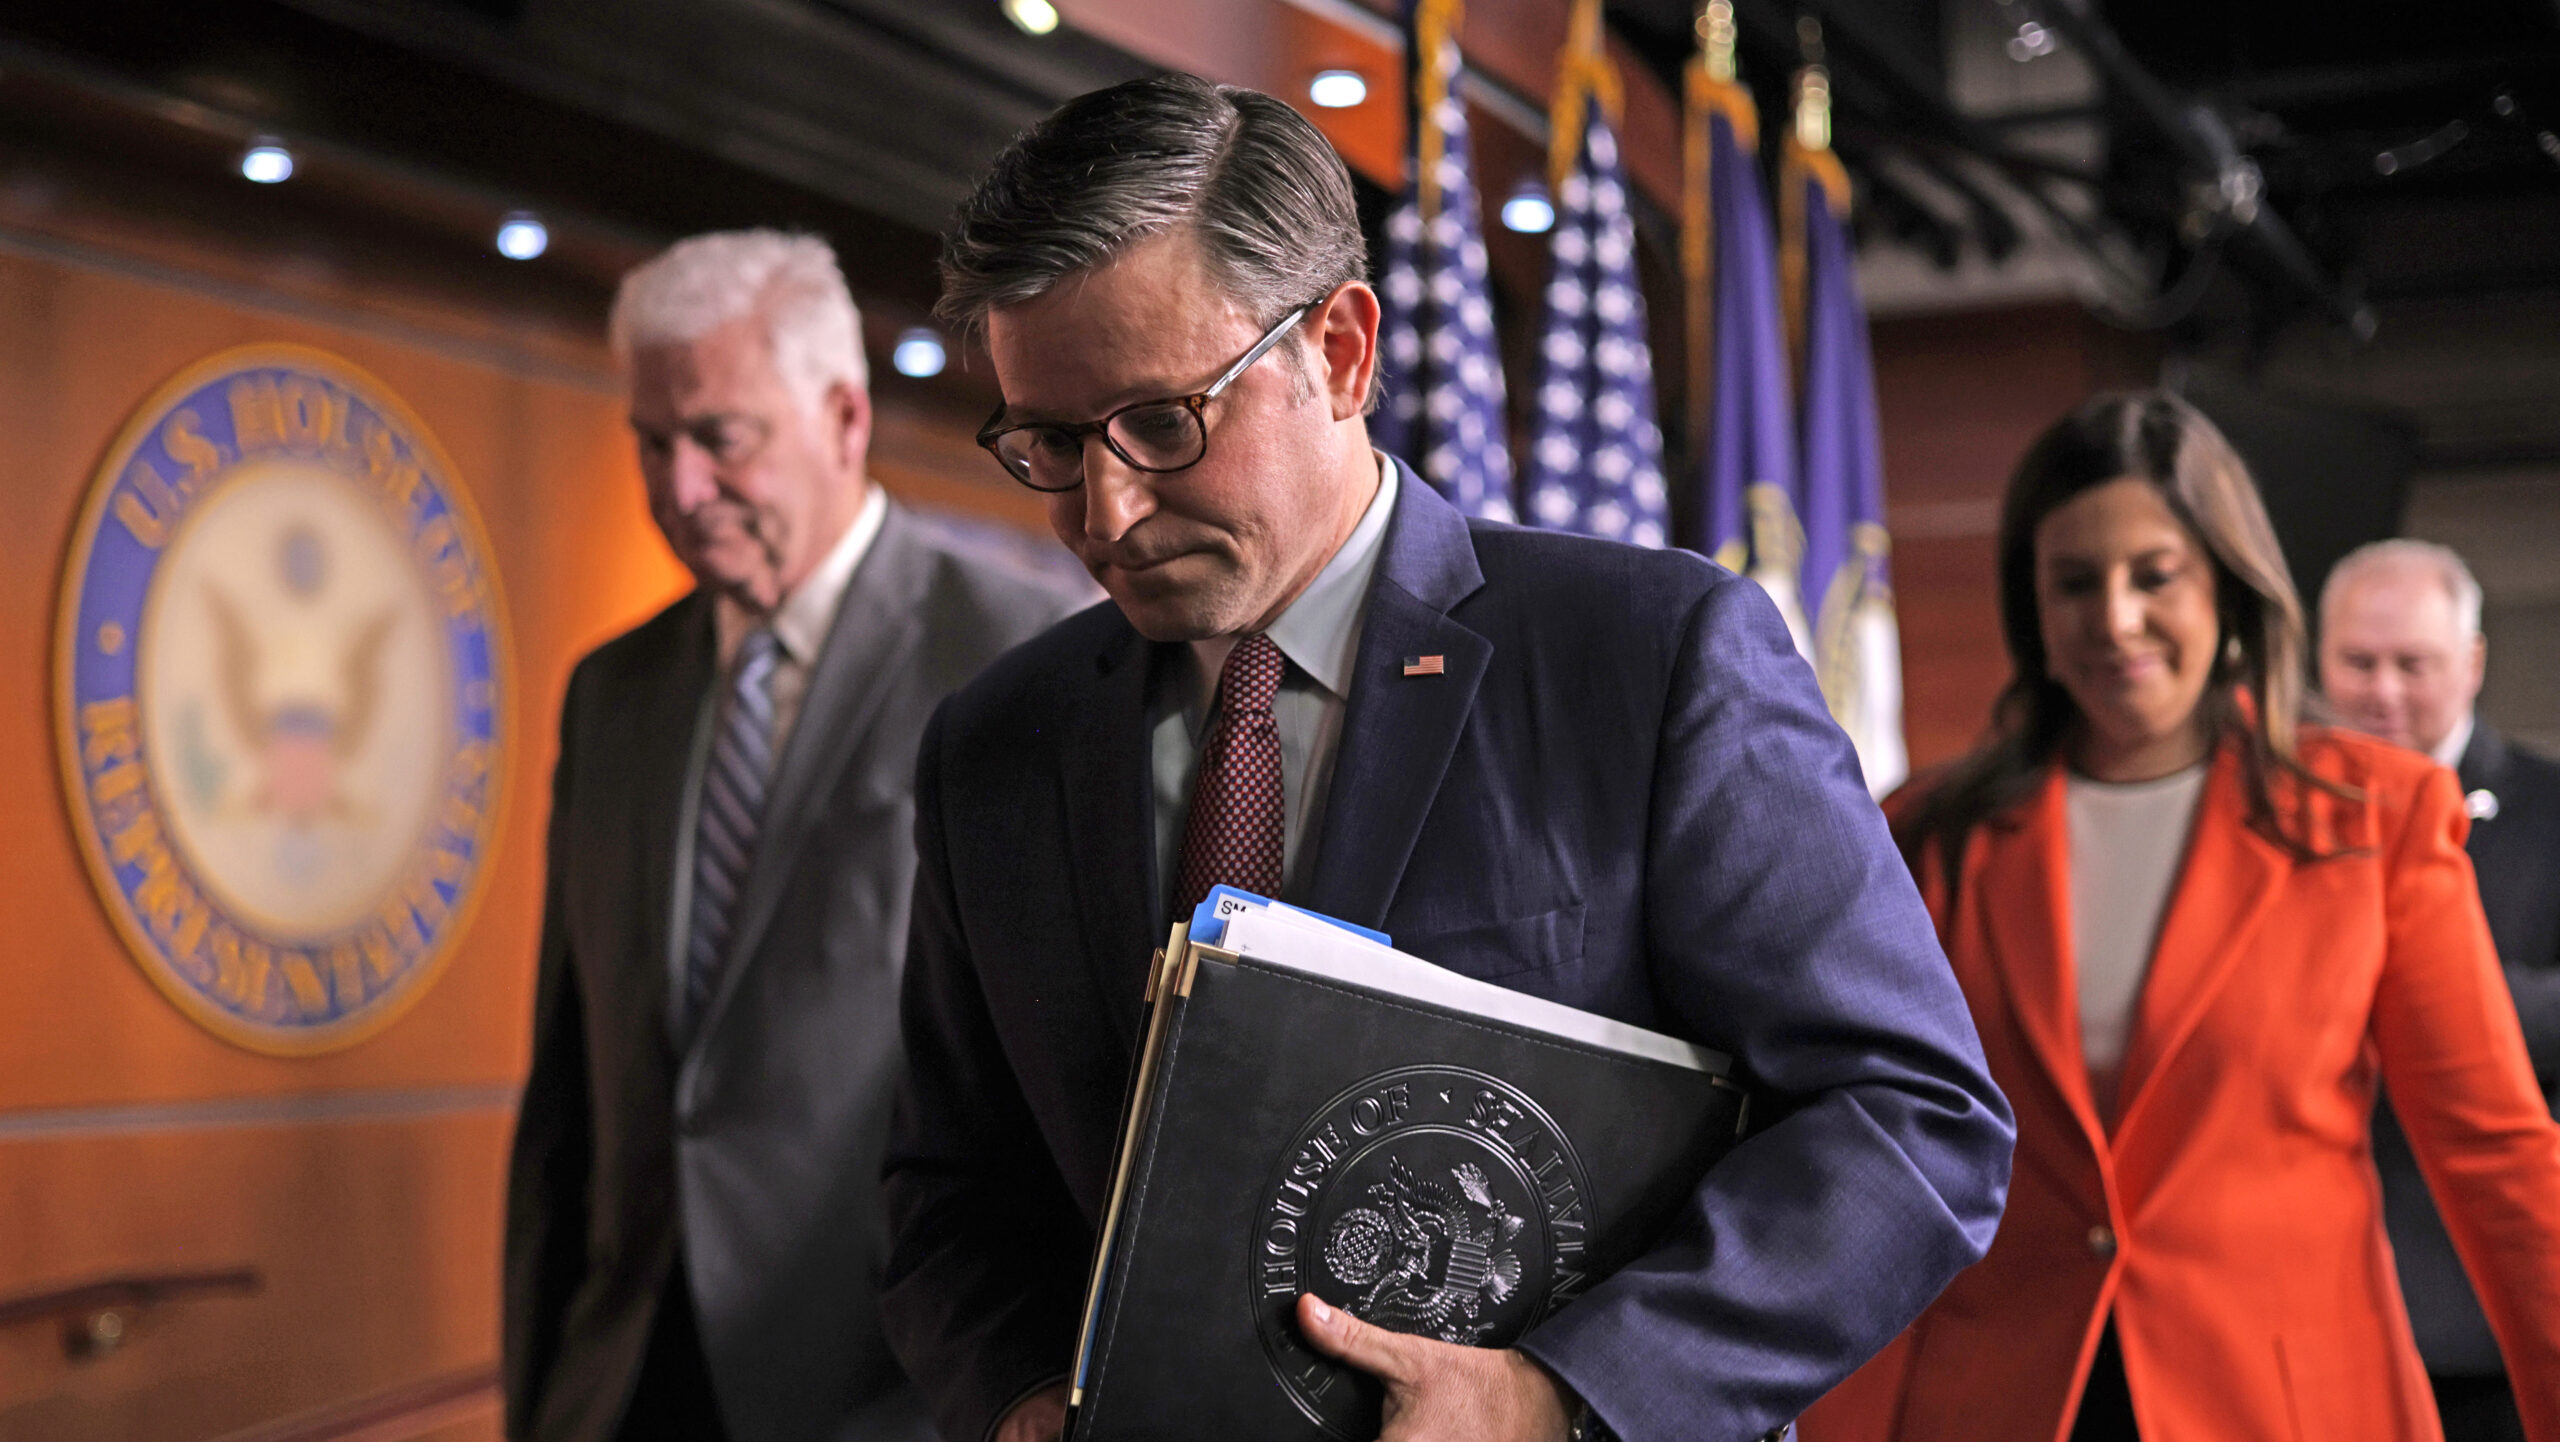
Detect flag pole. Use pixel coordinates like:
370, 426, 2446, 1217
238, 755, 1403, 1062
1680, 1, 1751, 477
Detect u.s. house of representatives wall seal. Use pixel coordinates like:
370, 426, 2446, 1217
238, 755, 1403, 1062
1252, 1065, 1594, 1438
53, 344, 507, 1055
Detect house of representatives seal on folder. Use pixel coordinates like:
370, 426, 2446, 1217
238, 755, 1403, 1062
1065, 887, 1749, 1440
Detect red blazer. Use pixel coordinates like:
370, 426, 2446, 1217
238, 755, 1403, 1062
1804, 728, 2560, 1442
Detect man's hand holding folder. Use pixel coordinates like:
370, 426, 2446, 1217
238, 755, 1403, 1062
1298, 1293, 1575, 1442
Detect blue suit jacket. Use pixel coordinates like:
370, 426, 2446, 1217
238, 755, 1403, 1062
882, 465, 2013, 1442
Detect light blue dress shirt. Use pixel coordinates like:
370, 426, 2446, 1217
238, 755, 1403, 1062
1150, 453, 1400, 920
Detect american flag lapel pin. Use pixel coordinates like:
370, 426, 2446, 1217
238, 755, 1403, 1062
1402, 654, 1446, 677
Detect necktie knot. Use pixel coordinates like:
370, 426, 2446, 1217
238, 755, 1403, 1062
1217, 633, 1286, 718
734, 625, 781, 687
1171, 632, 1288, 920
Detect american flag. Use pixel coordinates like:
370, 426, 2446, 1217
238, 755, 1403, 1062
1522, 89, 1668, 547
1373, 0, 1515, 523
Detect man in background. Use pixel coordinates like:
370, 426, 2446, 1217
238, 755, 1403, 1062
2321, 538, 2560, 1441
503, 230, 1078, 1442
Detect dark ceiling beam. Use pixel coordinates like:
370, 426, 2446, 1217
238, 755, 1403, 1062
274, 0, 1148, 235
2041, 0, 2373, 335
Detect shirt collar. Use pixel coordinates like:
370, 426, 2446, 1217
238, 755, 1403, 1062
2432, 712, 2476, 771
716, 484, 887, 667
1186, 450, 1396, 705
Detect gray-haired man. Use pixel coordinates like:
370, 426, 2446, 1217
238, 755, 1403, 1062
2322, 539, 2560, 1442
503, 230, 1080, 1442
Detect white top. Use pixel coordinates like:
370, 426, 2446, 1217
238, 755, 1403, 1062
2066, 763, 2207, 1117
1150, 453, 1398, 913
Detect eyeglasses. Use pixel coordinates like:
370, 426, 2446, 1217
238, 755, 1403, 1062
976, 303, 1313, 493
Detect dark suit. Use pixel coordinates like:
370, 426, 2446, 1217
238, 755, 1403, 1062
2375, 722, 2560, 1423
882, 466, 2015, 1442
504, 501, 1079, 1442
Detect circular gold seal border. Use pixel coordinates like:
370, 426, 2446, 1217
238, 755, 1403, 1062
51, 342, 517, 1056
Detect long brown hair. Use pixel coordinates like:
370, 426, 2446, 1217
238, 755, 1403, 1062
1901, 391, 2349, 885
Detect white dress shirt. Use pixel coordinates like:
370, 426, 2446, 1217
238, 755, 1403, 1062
672, 484, 887, 1039
712, 483, 889, 755
1150, 453, 1398, 920
2433, 713, 2475, 772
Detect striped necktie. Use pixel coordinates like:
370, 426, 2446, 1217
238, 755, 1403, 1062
683, 626, 781, 1038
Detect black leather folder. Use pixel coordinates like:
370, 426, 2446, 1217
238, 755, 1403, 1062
1064, 901, 1747, 1441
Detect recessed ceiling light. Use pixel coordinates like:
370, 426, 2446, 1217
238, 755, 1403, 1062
1003, 0, 1060, 35
495, 211, 549, 261
892, 327, 947, 379
1501, 182, 1555, 234
239, 139, 294, 184
1308, 70, 1368, 109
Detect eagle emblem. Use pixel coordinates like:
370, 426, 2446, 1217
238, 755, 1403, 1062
1322, 1155, 1527, 1345
204, 577, 397, 827
55, 345, 506, 1053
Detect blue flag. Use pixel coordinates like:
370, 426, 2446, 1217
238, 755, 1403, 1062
1374, 0, 1515, 523
1791, 120, 1906, 794
1688, 75, 1808, 653
1523, 105, 1668, 542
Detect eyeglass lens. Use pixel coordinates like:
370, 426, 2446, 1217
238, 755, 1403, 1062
992, 402, 1206, 490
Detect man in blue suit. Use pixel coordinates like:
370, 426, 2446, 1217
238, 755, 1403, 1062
882, 74, 2013, 1442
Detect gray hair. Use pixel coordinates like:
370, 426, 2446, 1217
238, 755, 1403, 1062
610, 229, 868, 411
937, 73, 1368, 348
2322, 538, 2483, 638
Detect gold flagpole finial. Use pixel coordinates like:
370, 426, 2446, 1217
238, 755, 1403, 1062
1792, 16, 1832, 153
1697, 0, 1737, 84
1547, 0, 1623, 192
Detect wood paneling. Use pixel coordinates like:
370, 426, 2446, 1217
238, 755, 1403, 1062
0, 1112, 509, 1442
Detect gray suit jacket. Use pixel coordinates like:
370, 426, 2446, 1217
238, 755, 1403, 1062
504, 500, 1080, 1442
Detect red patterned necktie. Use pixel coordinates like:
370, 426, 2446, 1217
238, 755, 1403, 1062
1172, 633, 1287, 919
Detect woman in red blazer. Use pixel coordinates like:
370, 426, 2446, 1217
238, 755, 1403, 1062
1804, 393, 2560, 1441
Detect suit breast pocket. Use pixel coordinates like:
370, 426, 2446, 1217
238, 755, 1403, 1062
1394, 900, 1586, 985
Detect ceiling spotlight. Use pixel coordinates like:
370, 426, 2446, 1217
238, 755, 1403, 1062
1002, 0, 1061, 35
1501, 182, 1555, 234
495, 211, 549, 261
2006, 20, 2056, 61
1308, 70, 1368, 109
892, 327, 947, 379
239, 139, 294, 185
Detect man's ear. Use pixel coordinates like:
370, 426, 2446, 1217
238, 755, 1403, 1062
1312, 283, 1382, 423
826, 378, 874, 475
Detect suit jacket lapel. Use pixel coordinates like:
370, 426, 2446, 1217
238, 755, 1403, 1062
1062, 621, 1163, 1051
2112, 743, 2288, 1134
694, 505, 928, 1050
1303, 467, 1488, 929
1977, 769, 2110, 1154
632, 594, 718, 1042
